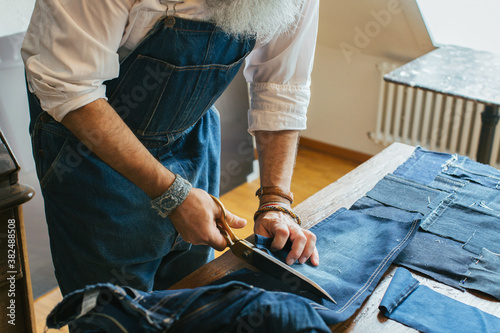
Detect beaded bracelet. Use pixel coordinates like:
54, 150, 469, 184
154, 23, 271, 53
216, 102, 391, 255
151, 174, 192, 218
254, 201, 302, 226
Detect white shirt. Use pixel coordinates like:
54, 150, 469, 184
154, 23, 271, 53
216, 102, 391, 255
21, 0, 319, 132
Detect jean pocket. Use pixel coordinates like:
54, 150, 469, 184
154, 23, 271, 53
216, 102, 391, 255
32, 126, 71, 188
107, 52, 245, 136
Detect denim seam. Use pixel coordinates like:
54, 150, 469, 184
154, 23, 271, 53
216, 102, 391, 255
137, 55, 238, 71
442, 154, 458, 171
387, 279, 420, 314
139, 66, 171, 134
337, 218, 420, 313
386, 173, 436, 190
39, 138, 70, 188
171, 235, 186, 250
421, 193, 456, 230
433, 175, 467, 188
451, 164, 500, 181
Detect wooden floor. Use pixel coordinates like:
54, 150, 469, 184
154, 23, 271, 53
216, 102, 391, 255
33, 146, 360, 332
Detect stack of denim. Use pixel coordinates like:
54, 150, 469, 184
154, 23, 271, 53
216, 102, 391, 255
46, 281, 332, 333
47, 208, 421, 331
351, 147, 500, 300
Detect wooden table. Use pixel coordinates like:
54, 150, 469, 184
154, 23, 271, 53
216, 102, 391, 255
171, 142, 500, 331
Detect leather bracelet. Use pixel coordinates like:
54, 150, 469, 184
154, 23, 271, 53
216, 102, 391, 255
151, 174, 192, 218
254, 202, 302, 226
255, 186, 293, 204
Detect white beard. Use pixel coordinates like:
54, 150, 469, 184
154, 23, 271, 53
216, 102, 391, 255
206, 0, 306, 41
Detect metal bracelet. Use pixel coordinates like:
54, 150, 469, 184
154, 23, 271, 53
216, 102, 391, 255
151, 174, 192, 218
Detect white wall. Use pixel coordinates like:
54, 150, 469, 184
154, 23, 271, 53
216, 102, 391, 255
303, 0, 434, 155
304, 44, 404, 155
417, 0, 500, 55
0, 0, 35, 37
0, 0, 36, 171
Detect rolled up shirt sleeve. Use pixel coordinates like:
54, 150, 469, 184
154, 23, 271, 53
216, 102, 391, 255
244, 0, 319, 133
21, 0, 133, 121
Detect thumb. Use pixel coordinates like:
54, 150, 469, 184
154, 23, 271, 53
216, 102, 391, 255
225, 210, 247, 229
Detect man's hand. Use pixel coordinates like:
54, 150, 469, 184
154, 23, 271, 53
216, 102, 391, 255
62, 99, 246, 251
255, 210, 319, 266
169, 188, 247, 251
254, 130, 320, 267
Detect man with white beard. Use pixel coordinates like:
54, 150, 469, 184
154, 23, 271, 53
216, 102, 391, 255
22, 0, 320, 296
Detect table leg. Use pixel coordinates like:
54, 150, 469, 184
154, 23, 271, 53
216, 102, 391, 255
476, 105, 500, 164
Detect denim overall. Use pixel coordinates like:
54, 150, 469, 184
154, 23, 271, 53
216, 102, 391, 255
28, 16, 255, 296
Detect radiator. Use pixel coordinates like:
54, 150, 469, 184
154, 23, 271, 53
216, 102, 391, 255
370, 62, 500, 168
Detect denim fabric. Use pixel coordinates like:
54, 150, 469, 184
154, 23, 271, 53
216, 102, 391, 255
46, 282, 331, 333
351, 197, 476, 289
364, 174, 450, 214
393, 231, 474, 289
27, 17, 255, 296
392, 147, 453, 185
380, 268, 500, 333
350, 196, 421, 222
356, 146, 500, 300
421, 200, 500, 255
460, 248, 500, 299
430, 174, 500, 212
364, 173, 500, 255
441, 154, 500, 189
211, 208, 421, 325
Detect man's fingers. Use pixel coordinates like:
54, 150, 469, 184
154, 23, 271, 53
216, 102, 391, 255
254, 210, 320, 266
208, 223, 229, 251
285, 227, 307, 265
270, 223, 290, 252
310, 247, 320, 266
298, 230, 317, 264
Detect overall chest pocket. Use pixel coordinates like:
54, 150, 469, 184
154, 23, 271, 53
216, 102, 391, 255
107, 53, 244, 136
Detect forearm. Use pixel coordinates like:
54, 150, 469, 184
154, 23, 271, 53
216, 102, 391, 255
255, 130, 299, 203
61, 98, 174, 199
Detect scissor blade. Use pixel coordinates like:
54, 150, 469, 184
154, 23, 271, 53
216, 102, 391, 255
231, 239, 336, 304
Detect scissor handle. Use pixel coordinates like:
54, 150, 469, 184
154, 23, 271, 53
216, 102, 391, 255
209, 194, 238, 247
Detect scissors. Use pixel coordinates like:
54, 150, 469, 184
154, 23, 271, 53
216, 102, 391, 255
210, 194, 336, 304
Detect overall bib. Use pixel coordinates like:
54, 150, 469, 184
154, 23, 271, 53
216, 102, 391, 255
28, 16, 255, 296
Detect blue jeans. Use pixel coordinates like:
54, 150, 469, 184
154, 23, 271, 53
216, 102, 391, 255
380, 268, 500, 333
211, 208, 421, 325
46, 282, 331, 333
352, 146, 500, 300
27, 16, 255, 296
46, 207, 420, 331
